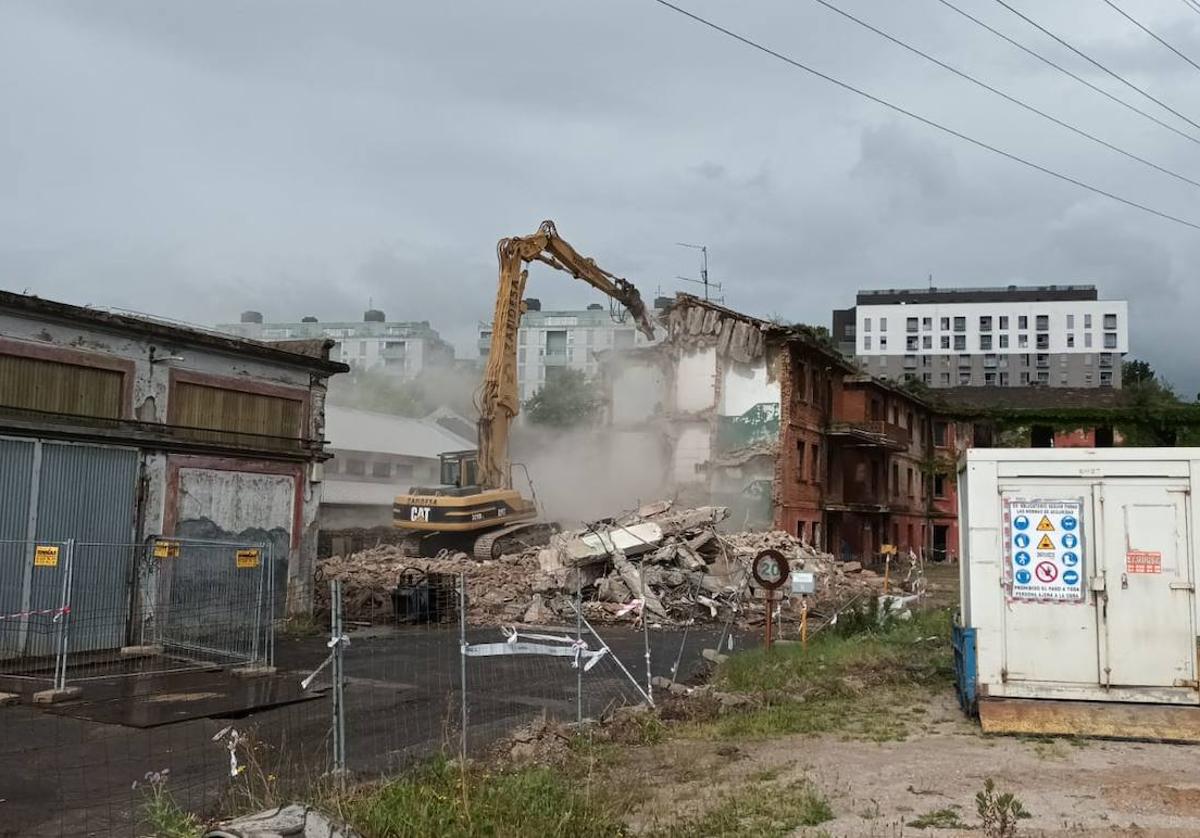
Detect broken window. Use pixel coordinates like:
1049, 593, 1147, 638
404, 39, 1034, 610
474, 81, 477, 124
934, 474, 946, 498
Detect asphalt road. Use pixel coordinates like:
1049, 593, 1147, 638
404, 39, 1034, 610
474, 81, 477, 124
0, 622, 728, 837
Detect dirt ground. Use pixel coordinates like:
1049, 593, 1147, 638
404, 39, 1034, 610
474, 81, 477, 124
620, 691, 1200, 836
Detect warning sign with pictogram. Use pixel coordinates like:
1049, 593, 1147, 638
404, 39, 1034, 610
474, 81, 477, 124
1006, 498, 1086, 603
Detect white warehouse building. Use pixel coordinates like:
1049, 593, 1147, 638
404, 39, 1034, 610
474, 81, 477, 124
832, 285, 1129, 388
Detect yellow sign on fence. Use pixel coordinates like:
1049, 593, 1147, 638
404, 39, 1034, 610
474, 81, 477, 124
153, 540, 181, 559
34, 545, 59, 568
236, 549, 261, 569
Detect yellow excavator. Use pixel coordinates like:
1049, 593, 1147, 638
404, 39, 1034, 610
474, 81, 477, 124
393, 221, 657, 559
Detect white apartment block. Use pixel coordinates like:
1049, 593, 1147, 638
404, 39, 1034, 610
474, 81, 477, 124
832, 286, 1128, 389
478, 299, 665, 403
219, 309, 455, 378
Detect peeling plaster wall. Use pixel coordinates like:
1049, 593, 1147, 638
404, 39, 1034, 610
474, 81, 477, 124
721, 362, 777, 417
611, 362, 667, 426
675, 348, 717, 413
673, 422, 711, 487
175, 467, 298, 613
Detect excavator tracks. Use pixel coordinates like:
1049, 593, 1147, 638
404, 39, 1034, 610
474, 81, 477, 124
472, 522, 559, 561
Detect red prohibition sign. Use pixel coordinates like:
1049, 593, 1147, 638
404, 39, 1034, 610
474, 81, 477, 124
1035, 561, 1058, 583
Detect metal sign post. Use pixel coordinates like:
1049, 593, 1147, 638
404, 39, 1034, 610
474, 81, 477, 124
752, 549, 789, 650
791, 569, 815, 652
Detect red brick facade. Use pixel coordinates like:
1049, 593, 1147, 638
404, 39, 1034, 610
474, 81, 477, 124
775, 336, 965, 560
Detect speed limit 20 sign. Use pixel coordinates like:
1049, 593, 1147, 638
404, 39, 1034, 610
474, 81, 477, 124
752, 549, 790, 590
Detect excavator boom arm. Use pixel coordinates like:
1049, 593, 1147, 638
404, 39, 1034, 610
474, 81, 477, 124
477, 221, 655, 490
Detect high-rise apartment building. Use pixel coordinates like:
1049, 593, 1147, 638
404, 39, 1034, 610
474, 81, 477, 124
832, 285, 1128, 388
478, 298, 666, 403
219, 309, 455, 378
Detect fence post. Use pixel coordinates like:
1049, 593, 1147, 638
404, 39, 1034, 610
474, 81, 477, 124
458, 572, 468, 762
330, 578, 347, 775
638, 561, 652, 706
575, 569, 583, 726
53, 539, 75, 692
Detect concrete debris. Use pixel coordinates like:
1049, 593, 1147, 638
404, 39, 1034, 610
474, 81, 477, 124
204, 804, 358, 838
317, 502, 883, 627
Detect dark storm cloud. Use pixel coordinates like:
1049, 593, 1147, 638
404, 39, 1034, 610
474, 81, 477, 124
2, 0, 1199, 388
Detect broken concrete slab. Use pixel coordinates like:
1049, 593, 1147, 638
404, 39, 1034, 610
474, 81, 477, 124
524, 594, 551, 623
204, 803, 359, 838
701, 648, 729, 665
0, 692, 19, 707
563, 522, 664, 563
611, 551, 667, 620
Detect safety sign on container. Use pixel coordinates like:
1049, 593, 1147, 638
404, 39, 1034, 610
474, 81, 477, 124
1006, 499, 1085, 603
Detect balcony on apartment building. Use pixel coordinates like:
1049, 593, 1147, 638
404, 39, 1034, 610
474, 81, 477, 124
541, 348, 570, 366
825, 419, 910, 450
822, 478, 890, 513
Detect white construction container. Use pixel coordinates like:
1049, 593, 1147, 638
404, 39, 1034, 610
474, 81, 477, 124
959, 448, 1200, 711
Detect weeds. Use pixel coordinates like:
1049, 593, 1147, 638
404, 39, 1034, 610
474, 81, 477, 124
976, 778, 1030, 838
646, 779, 833, 838
908, 806, 966, 829
338, 758, 625, 838
133, 770, 201, 838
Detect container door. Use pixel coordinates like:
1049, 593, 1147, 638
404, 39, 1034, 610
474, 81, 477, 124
998, 486, 1100, 686
1099, 482, 1195, 691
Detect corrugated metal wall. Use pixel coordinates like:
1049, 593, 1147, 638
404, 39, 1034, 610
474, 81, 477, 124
36, 443, 139, 653
0, 438, 35, 660
0, 438, 138, 657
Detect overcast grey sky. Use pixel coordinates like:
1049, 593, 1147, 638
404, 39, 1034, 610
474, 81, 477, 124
3, 1, 1199, 391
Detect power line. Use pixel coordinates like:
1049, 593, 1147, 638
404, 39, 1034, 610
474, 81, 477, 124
648, 0, 1200, 231
1100, 0, 1200, 75
808, 0, 1200, 190
934, 0, 1200, 147
1183, 0, 1200, 17
991, 0, 1200, 135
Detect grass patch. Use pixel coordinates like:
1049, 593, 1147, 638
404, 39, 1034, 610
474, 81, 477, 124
909, 806, 966, 829
276, 612, 324, 639
646, 779, 833, 838
339, 758, 626, 838
697, 608, 953, 741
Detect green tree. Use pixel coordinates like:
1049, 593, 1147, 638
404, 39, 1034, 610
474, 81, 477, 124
1122, 359, 1156, 387
523, 368, 602, 428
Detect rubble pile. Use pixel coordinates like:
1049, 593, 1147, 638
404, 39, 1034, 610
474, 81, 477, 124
316, 501, 884, 627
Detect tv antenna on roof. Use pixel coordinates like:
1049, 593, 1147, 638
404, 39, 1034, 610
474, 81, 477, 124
675, 242, 723, 302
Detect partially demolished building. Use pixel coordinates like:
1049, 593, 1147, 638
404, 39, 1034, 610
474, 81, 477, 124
606, 294, 963, 559
606, 296, 793, 528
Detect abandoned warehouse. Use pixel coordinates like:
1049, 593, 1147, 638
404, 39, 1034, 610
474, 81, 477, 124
0, 291, 346, 627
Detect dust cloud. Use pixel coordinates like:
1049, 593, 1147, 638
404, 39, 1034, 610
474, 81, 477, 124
509, 423, 671, 527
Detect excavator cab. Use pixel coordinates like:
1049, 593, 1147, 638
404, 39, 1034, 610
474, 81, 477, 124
438, 450, 481, 494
